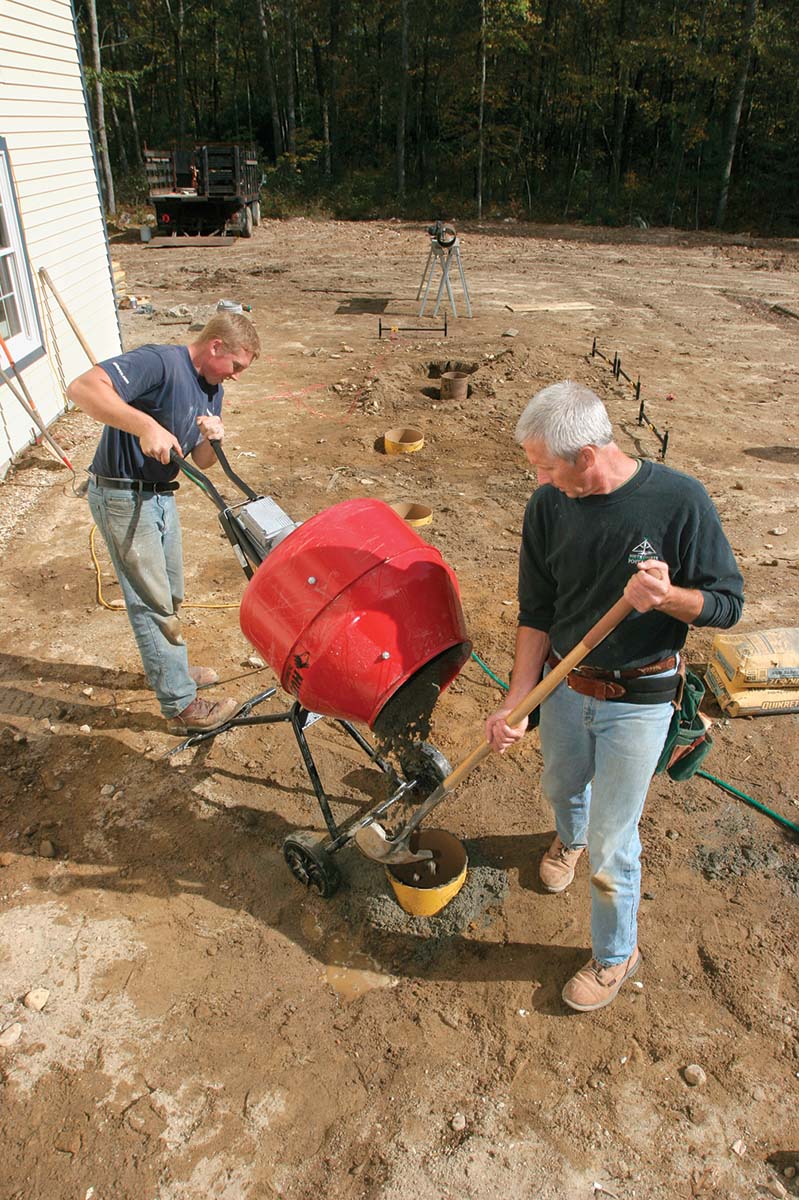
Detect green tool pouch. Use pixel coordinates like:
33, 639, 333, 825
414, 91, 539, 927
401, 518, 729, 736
654, 663, 713, 781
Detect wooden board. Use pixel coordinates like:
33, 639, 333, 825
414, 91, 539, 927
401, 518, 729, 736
511, 301, 596, 312
148, 236, 236, 248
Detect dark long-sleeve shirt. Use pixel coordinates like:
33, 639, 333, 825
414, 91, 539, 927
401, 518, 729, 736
518, 459, 744, 669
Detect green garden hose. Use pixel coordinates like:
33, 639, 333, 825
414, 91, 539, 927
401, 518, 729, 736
695, 770, 799, 835
470, 650, 509, 691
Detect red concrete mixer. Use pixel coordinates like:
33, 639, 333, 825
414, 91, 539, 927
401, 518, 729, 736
240, 497, 470, 728
171, 444, 470, 897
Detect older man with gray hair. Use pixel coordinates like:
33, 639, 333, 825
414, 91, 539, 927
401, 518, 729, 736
486, 381, 743, 1011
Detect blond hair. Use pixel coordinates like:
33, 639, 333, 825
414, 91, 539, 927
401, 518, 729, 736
195, 313, 261, 359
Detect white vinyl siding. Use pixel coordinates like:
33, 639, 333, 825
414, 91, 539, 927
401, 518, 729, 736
0, 0, 121, 472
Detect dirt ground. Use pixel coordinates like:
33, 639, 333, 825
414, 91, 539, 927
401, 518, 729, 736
1, 217, 798, 1200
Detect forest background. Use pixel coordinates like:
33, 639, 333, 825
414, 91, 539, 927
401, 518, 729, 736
79, 0, 797, 235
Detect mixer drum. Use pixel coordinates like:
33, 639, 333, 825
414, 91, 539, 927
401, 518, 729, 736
239, 498, 471, 727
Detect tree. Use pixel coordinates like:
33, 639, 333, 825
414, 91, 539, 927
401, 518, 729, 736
715, 0, 758, 227
476, 0, 486, 218
86, 0, 115, 214
74, 0, 799, 233
397, 0, 409, 200
256, 0, 284, 160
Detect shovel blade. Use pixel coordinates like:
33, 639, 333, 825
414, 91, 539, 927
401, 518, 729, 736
354, 822, 433, 865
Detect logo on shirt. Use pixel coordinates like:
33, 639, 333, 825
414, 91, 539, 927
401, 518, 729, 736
112, 362, 130, 385
628, 538, 658, 564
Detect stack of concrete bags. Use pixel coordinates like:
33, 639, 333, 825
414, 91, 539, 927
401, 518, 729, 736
705, 627, 799, 717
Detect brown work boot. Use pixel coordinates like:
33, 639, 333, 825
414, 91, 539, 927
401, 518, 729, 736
168, 696, 240, 733
189, 666, 219, 687
539, 835, 585, 893
562, 948, 641, 1012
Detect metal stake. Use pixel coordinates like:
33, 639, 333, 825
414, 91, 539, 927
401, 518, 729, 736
378, 315, 448, 338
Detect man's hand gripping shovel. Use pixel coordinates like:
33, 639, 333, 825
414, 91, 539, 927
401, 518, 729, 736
354, 596, 635, 866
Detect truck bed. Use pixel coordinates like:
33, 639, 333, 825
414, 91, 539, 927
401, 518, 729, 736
144, 143, 261, 238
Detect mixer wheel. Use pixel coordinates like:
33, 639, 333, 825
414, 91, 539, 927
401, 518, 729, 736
399, 742, 451, 794
283, 832, 341, 898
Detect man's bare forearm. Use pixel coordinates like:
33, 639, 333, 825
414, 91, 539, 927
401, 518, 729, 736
654, 585, 705, 623
190, 440, 217, 468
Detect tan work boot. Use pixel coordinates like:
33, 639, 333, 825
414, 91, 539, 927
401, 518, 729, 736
168, 696, 240, 733
539, 835, 585, 893
562, 948, 641, 1012
189, 666, 219, 687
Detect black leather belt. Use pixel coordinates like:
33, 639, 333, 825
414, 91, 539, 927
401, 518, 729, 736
90, 474, 179, 494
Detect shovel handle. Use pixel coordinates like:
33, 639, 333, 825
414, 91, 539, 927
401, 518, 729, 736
0, 361, 74, 471
39, 267, 98, 366
454, 595, 634, 786
504, 595, 635, 727
401, 596, 635, 837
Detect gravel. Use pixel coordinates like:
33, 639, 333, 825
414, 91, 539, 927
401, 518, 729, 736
0, 411, 96, 555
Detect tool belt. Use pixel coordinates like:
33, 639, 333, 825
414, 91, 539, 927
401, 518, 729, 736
547, 652, 679, 704
654, 663, 713, 779
90, 473, 179, 494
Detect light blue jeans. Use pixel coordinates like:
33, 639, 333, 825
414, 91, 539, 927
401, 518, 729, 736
88, 482, 196, 717
538, 665, 674, 966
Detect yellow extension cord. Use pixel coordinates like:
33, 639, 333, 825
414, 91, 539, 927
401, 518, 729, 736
89, 523, 240, 612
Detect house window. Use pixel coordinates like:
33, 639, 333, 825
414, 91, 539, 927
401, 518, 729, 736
0, 143, 43, 369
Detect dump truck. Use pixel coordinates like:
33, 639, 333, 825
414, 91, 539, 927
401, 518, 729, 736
144, 143, 261, 240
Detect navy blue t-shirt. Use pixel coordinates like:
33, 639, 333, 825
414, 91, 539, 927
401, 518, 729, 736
89, 344, 223, 483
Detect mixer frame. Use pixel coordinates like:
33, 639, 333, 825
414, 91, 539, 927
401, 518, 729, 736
169, 444, 451, 897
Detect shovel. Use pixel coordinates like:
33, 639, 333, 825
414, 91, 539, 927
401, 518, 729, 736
354, 594, 635, 865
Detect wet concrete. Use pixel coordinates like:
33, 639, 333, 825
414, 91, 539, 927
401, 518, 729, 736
388, 828, 466, 889
696, 839, 799, 893
336, 837, 509, 944
372, 643, 470, 771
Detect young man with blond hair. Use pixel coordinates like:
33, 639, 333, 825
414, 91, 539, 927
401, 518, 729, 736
68, 313, 261, 733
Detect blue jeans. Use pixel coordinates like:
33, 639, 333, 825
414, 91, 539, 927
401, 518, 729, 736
538, 665, 674, 966
88, 482, 196, 717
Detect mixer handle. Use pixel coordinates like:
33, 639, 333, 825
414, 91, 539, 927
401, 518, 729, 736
169, 448, 263, 577
209, 439, 259, 500
169, 449, 229, 512
169, 441, 261, 508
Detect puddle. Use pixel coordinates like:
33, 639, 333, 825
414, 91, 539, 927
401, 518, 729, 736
299, 905, 397, 999
323, 934, 397, 1001
300, 909, 325, 943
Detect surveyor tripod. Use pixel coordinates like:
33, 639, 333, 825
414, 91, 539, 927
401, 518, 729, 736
417, 222, 473, 319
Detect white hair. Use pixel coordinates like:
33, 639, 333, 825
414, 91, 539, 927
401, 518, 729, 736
515, 381, 613, 463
